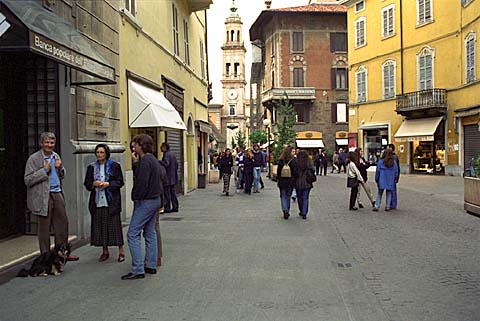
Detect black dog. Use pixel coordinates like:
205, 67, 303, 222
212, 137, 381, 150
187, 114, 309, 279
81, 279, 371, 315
17, 244, 71, 277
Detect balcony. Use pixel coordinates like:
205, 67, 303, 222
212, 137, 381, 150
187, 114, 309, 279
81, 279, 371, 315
262, 87, 316, 103
396, 89, 447, 118
187, 0, 213, 12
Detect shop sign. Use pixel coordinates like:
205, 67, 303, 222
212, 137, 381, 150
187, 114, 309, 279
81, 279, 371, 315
395, 135, 434, 142
29, 32, 115, 83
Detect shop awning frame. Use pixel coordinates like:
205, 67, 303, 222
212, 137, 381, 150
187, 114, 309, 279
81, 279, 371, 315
0, 0, 116, 84
128, 78, 187, 131
195, 120, 213, 134
394, 116, 443, 142
296, 139, 324, 149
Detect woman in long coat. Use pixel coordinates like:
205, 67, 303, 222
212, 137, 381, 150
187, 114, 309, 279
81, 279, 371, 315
84, 144, 125, 262
295, 150, 315, 219
243, 148, 254, 194
277, 146, 298, 219
219, 148, 234, 196
372, 149, 399, 212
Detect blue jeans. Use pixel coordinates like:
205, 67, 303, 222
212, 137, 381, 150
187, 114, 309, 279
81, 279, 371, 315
236, 167, 244, 189
128, 197, 161, 274
280, 186, 294, 212
253, 167, 261, 191
296, 188, 311, 216
391, 184, 398, 208
374, 189, 392, 209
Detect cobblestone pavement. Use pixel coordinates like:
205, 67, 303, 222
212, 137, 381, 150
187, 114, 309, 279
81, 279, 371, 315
0, 173, 478, 321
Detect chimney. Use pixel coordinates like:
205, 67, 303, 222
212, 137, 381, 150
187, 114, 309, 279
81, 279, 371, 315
265, 0, 272, 9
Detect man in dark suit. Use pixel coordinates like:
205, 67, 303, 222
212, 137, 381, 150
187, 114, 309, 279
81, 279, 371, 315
160, 142, 179, 213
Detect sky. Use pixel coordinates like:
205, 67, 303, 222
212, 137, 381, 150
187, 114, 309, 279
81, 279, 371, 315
207, 0, 309, 104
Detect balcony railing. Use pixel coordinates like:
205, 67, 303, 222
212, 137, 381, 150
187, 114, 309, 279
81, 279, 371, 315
396, 89, 447, 117
262, 87, 316, 103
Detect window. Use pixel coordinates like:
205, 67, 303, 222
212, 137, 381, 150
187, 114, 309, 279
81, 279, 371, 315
355, 17, 366, 48
417, 47, 434, 90
234, 63, 240, 78
355, 1, 365, 13
295, 104, 310, 123
466, 33, 476, 83
237, 30, 240, 42
229, 103, 236, 116
226, 63, 231, 77
183, 19, 190, 65
330, 32, 347, 52
382, 4, 395, 38
292, 32, 304, 52
271, 69, 275, 88
462, 0, 473, 6
417, 0, 432, 25
231, 30, 234, 42
331, 103, 348, 123
293, 68, 304, 87
382, 60, 396, 99
332, 68, 347, 89
124, 0, 136, 16
172, 4, 179, 56
355, 66, 367, 102
200, 40, 205, 79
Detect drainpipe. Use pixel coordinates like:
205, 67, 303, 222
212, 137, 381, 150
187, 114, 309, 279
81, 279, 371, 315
399, 0, 404, 95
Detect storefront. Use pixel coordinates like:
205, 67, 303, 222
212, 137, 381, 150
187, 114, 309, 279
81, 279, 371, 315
0, 0, 119, 239
394, 117, 446, 174
296, 131, 324, 157
455, 106, 480, 172
335, 131, 349, 152
360, 124, 389, 165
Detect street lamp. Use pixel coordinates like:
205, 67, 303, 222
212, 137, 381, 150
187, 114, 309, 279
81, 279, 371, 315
263, 118, 271, 178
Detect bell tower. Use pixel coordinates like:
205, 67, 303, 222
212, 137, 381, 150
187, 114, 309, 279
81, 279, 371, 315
221, 0, 247, 148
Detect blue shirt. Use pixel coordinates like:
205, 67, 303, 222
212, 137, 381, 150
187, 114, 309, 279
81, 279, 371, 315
43, 153, 61, 192
96, 164, 108, 207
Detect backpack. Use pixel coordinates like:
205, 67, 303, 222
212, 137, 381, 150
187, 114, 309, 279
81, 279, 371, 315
280, 160, 292, 178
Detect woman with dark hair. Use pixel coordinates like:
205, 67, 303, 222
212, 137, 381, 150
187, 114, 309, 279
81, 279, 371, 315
219, 148, 234, 196
356, 148, 375, 208
243, 148, 254, 194
276, 146, 298, 219
372, 149, 398, 212
295, 150, 316, 219
84, 144, 125, 262
346, 151, 364, 211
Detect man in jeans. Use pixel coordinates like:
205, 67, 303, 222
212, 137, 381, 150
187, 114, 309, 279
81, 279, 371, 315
160, 142, 179, 213
24, 132, 78, 261
122, 134, 162, 280
252, 143, 265, 193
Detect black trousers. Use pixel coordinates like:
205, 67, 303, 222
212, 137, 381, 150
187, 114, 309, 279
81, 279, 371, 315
164, 185, 179, 211
349, 186, 359, 209
322, 164, 328, 176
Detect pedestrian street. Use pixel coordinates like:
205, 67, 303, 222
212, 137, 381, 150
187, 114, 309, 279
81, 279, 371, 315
0, 173, 479, 321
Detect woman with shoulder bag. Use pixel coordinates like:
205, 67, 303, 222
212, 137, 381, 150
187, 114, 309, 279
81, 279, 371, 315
276, 146, 298, 219
356, 148, 376, 208
295, 150, 316, 220
346, 151, 364, 211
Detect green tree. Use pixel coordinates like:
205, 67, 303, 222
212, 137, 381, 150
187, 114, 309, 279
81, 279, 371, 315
272, 97, 297, 163
249, 130, 267, 145
235, 130, 246, 148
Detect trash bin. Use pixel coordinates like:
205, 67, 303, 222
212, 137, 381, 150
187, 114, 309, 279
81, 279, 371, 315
198, 173, 206, 188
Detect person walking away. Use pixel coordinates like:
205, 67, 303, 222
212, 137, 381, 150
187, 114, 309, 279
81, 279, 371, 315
219, 148, 234, 196
252, 143, 264, 193
387, 144, 400, 209
84, 144, 125, 263
277, 146, 298, 219
155, 160, 168, 266
260, 149, 266, 188
122, 134, 162, 280
243, 148, 254, 194
291, 148, 299, 202
372, 149, 399, 212
24, 132, 79, 261
321, 150, 329, 176
295, 150, 316, 219
338, 149, 347, 173
332, 151, 339, 173
235, 146, 245, 193
160, 142, 179, 213
346, 151, 364, 211
313, 151, 321, 176
355, 148, 376, 208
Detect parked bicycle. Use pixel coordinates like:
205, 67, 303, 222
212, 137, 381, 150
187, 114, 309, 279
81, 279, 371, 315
463, 157, 476, 177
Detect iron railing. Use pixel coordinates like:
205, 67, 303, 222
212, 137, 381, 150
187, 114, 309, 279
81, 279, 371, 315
396, 88, 447, 112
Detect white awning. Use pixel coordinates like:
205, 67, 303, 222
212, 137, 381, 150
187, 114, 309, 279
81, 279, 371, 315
394, 117, 442, 142
336, 138, 349, 146
296, 139, 324, 148
128, 79, 186, 130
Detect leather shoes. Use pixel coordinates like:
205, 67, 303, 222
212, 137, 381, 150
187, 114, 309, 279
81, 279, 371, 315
283, 210, 290, 219
117, 253, 125, 262
144, 267, 157, 274
349, 207, 358, 211
98, 253, 109, 262
359, 204, 364, 208
172, 208, 179, 212
67, 255, 79, 261
121, 272, 145, 280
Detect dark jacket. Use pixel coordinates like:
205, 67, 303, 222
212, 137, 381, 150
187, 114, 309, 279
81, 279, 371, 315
252, 150, 264, 167
243, 156, 254, 174
338, 151, 347, 164
132, 154, 163, 201
276, 158, 298, 188
321, 153, 329, 165
84, 161, 124, 216
219, 154, 234, 175
295, 166, 314, 190
357, 156, 370, 182
160, 150, 179, 186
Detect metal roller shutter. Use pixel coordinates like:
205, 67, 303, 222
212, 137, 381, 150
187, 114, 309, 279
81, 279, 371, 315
464, 124, 480, 168
166, 130, 183, 193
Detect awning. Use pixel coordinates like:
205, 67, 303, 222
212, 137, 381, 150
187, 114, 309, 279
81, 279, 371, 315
260, 140, 274, 149
296, 139, 324, 148
0, 12, 10, 37
209, 120, 226, 144
336, 139, 349, 146
394, 117, 443, 142
128, 79, 186, 130
195, 120, 212, 134
0, 0, 115, 83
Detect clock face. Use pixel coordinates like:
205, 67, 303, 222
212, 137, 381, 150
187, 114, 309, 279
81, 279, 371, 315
228, 89, 238, 100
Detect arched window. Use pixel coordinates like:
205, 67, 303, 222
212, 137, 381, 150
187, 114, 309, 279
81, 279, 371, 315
355, 66, 367, 102
237, 30, 240, 42
417, 46, 434, 90
382, 59, 396, 99
230, 30, 234, 42
465, 32, 476, 83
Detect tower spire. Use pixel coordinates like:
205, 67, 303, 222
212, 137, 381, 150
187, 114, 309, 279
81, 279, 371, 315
230, 0, 238, 16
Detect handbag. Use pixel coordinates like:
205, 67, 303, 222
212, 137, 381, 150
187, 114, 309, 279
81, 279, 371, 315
306, 168, 317, 184
347, 176, 359, 188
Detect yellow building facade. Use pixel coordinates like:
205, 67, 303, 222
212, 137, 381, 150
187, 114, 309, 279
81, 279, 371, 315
342, 0, 480, 176
119, 0, 212, 200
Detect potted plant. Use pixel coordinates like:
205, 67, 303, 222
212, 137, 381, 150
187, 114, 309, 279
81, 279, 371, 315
464, 155, 480, 216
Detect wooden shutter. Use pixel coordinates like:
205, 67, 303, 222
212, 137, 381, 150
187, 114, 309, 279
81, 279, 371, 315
331, 103, 337, 123
330, 33, 336, 52
331, 69, 336, 89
